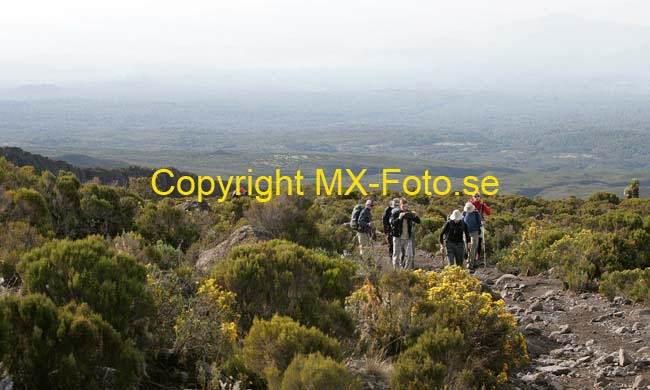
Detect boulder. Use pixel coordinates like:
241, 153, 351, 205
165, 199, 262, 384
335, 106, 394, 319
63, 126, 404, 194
537, 365, 571, 375
195, 225, 272, 272
495, 274, 520, 286
176, 200, 211, 212
528, 300, 544, 312
633, 375, 650, 389
619, 348, 634, 367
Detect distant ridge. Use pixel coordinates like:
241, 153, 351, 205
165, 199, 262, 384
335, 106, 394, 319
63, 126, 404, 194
0, 147, 214, 196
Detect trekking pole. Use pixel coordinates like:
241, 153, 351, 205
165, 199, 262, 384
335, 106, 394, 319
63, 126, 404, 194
482, 224, 487, 269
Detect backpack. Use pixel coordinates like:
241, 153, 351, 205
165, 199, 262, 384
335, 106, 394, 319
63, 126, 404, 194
444, 220, 466, 243
350, 204, 364, 231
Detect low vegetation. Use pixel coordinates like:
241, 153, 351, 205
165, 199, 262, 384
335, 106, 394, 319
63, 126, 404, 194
1, 157, 648, 388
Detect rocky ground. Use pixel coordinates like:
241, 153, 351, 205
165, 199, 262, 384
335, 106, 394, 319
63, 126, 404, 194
367, 236, 650, 390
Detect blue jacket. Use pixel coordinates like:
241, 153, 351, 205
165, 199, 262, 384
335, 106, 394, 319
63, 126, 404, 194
464, 211, 483, 234
358, 207, 373, 233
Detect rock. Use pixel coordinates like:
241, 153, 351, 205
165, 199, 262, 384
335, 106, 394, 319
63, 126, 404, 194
480, 282, 502, 301
558, 324, 571, 334
637, 346, 650, 355
585, 339, 595, 347
528, 301, 544, 312
524, 324, 543, 336
550, 348, 566, 357
631, 309, 650, 318
495, 274, 520, 286
538, 365, 571, 375
543, 290, 556, 298
614, 326, 630, 335
619, 348, 634, 367
632, 322, 643, 331
613, 296, 629, 305
633, 375, 650, 389
522, 372, 548, 385
595, 373, 611, 388
612, 311, 625, 318
512, 291, 525, 302
595, 354, 615, 365
593, 314, 611, 322
0, 377, 13, 390
576, 356, 591, 365
176, 200, 211, 212
195, 225, 272, 272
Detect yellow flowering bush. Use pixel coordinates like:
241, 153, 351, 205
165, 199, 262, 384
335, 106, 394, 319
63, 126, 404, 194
173, 278, 240, 365
346, 267, 528, 388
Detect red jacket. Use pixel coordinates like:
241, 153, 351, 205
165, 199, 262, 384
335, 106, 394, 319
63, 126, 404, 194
470, 198, 491, 217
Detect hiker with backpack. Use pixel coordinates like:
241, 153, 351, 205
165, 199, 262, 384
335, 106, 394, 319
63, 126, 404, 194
470, 192, 491, 263
630, 179, 640, 198
352, 199, 376, 258
439, 209, 471, 267
383, 198, 400, 257
463, 202, 483, 270
390, 198, 420, 270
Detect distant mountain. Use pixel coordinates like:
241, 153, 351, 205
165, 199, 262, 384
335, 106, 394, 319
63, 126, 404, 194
56, 154, 129, 169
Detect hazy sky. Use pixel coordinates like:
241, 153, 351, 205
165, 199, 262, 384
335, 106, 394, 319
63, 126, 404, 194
2, 0, 650, 92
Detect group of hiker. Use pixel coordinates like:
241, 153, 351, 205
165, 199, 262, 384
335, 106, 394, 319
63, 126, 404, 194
352, 193, 491, 271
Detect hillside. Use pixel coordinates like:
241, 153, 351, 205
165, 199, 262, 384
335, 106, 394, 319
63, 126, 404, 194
1, 158, 649, 389
0, 146, 213, 197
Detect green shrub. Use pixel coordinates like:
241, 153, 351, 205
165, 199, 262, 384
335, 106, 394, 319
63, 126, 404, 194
600, 268, 650, 304
41, 170, 82, 238
212, 240, 356, 334
244, 195, 322, 248
496, 224, 565, 274
9, 188, 52, 233
18, 235, 154, 339
145, 240, 183, 270
587, 192, 620, 205
0, 305, 7, 358
418, 216, 446, 236
136, 198, 200, 250
281, 352, 361, 390
0, 221, 44, 287
243, 315, 341, 389
346, 271, 429, 355
391, 328, 468, 390
0, 294, 142, 389
80, 183, 141, 237
419, 232, 439, 253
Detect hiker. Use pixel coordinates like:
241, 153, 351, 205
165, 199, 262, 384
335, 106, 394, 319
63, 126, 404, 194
439, 209, 471, 267
463, 202, 483, 270
383, 198, 400, 257
630, 179, 640, 198
470, 192, 490, 263
390, 198, 420, 270
624, 187, 633, 199
357, 199, 376, 258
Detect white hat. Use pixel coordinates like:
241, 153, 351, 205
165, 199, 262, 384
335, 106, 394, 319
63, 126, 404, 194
450, 209, 463, 221
464, 202, 475, 213
391, 198, 400, 207
365, 199, 376, 207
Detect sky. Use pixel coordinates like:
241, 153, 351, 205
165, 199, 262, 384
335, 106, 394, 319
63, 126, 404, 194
2, 0, 650, 92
